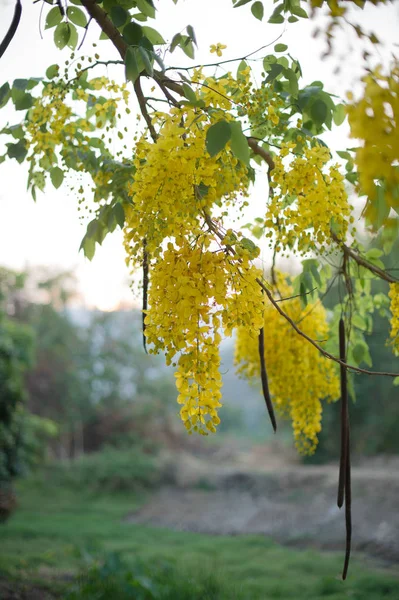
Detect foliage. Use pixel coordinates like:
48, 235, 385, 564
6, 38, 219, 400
67, 552, 228, 600
47, 445, 160, 492
2, 478, 399, 599
1, 0, 399, 456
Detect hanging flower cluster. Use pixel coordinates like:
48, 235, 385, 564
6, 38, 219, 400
347, 61, 399, 224
143, 240, 264, 435
124, 107, 249, 264
235, 274, 340, 454
265, 142, 351, 252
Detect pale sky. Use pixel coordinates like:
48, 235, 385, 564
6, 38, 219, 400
0, 0, 398, 309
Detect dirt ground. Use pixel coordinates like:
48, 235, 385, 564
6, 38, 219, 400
126, 443, 399, 567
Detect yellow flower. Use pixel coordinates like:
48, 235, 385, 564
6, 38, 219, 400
210, 43, 227, 57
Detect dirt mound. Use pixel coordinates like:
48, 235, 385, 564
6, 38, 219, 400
126, 450, 399, 565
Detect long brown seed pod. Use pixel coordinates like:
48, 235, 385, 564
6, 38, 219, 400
337, 317, 348, 508
342, 426, 352, 580
337, 317, 352, 579
0, 0, 22, 60
142, 240, 148, 354
258, 327, 277, 432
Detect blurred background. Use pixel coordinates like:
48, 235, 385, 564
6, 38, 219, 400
1, 261, 399, 599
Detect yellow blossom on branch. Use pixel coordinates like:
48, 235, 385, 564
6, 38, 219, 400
210, 43, 227, 57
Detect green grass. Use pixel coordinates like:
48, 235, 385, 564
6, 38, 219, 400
1, 477, 398, 599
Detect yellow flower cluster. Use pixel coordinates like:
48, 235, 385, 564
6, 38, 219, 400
124, 107, 249, 264
26, 84, 78, 167
265, 143, 351, 252
144, 241, 264, 434
235, 274, 340, 454
210, 43, 227, 57
388, 282, 399, 353
347, 62, 399, 222
24, 77, 128, 181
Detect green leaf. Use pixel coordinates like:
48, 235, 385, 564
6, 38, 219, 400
67, 23, 78, 49
170, 33, 181, 52
336, 150, 351, 160
125, 47, 144, 83
0, 83, 11, 108
234, 0, 252, 7
251, 1, 264, 20
45, 6, 63, 29
179, 35, 195, 59
333, 103, 346, 126
80, 235, 96, 260
288, 15, 298, 23
67, 6, 87, 27
123, 22, 143, 45
393, 376, 399, 387
136, 0, 155, 18
265, 63, 284, 83
113, 203, 125, 228
110, 6, 128, 27
274, 43, 287, 52
138, 46, 153, 76
283, 68, 298, 96
142, 26, 165, 45
206, 120, 231, 157
352, 341, 371, 366
11, 88, 34, 110
237, 59, 249, 80
186, 24, 197, 46
46, 64, 59, 79
310, 98, 328, 125
182, 83, 197, 103
269, 12, 284, 24
139, 36, 153, 52
133, 12, 148, 22
54, 22, 71, 49
6, 140, 27, 163
50, 166, 64, 189
9, 124, 24, 139
230, 121, 250, 166
13, 78, 29, 90
290, 5, 308, 18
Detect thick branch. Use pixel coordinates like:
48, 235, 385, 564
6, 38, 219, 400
80, 0, 127, 59
247, 137, 275, 175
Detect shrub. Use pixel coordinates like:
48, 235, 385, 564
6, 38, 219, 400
47, 446, 160, 493
67, 553, 232, 600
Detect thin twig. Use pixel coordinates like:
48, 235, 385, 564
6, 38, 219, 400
165, 35, 285, 72
78, 16, 93, 51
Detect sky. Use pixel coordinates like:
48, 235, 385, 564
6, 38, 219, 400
0, 0, 398, 310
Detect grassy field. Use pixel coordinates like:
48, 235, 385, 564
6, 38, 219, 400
1, 477, 398, 599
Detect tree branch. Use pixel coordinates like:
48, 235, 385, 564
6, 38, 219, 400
80, 0, 127, 59
134, 78, 158, 142
331, 231, 399, 284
